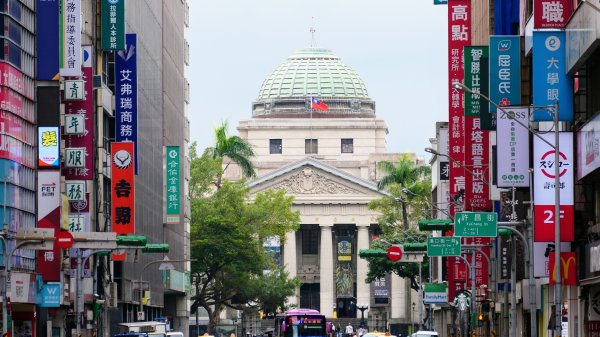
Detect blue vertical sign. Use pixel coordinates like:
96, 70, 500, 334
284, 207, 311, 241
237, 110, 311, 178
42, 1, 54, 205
115, 34, 138, 172
532, 31, 573, 122
489, 36, 520, 125
37, 0, 60, 80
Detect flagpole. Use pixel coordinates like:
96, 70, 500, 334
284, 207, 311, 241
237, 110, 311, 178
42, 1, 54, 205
310, 97, 313, 153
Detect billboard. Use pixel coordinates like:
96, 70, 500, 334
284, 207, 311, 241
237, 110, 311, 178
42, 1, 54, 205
115, 34, 138, 172
59, 0, 82, 77
532, 31, 573, 122
166, 146, 181, 224
577, 113, 600, 180
533, 132, 574, 242
36, 0, 60, 80
496, 107, 530, 187
38, 127, 60, 168
37, 171, 62, 281
534, 0, 573, 29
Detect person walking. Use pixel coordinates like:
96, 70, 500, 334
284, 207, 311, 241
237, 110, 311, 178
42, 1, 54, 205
345, 323, 354, 337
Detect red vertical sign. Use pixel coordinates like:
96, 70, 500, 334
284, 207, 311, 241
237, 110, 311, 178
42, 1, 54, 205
464, 117, 490, 211
447, 0, 471, 302
534, 0, 573, 29
548, 252, 577, 286
111, 142, 135, 260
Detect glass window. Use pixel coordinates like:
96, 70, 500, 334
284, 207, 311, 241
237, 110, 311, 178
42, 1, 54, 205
301, 225, 318, 255
305, 139, 318, 154
270, 139, 282, 154
341, 138, 353, 153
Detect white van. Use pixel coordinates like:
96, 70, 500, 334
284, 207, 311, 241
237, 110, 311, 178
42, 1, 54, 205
410, 331, 439, 337
167, 332, 184, 337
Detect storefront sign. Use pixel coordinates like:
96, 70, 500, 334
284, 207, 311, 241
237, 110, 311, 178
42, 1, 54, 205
533, 242, 571, 277
166, 146, 180, 224
533, 132, 574, 242
496, 106, 530, 187
111, 142, 135, 235
37, 171, 62, 281
549, 251, 577, 285
63, 47, 94, 180
115, 34, 138, 172
577, 114, 600, 180
38, 127, 60, 168
533, 31, 573, 122
11, 272, 36, 303
372, 275, 390, 302
59, 0, 82, 77
534, 0, 573, 29
489, 36, 520, 125
63, 80, 84, 100
464, 46, 489, 118
37, 282, 61, 307
101, 0, 125, 50
66, 181, 86, 202
424, 283, 448, 304
464, 116, 490, 211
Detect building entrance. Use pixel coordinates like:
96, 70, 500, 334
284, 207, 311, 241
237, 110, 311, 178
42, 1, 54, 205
336, 297, 356, 318
300, 283, 320, 311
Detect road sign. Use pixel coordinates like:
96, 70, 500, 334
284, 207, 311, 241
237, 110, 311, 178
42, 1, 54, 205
16, 228, 55, 240
56, 231, 74, 249
71, 232, 118, 249
387, 246, 402, 261
454, 212, 498, 237
427, 237, 461, 256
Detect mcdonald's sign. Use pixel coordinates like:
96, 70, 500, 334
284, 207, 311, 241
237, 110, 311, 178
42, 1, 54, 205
549, 252, 577, 286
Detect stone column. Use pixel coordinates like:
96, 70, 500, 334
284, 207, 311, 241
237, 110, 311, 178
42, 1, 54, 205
391, 273, 408, 319
283, 230, 298, 305
320, 223, 334, 317
356, 223, 371, 318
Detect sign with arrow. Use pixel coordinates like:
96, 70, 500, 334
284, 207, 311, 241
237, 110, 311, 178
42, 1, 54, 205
115, 33, 138, 173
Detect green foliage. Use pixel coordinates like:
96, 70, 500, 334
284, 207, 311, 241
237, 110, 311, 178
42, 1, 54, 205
189, 140, 300, 332
206, 121, 256, 186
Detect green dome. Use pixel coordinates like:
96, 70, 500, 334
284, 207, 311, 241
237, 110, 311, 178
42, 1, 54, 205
257, 48, 369, 99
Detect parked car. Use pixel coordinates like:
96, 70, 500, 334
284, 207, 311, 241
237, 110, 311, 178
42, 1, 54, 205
410, 331, 438, 337
363, 332, 396, 337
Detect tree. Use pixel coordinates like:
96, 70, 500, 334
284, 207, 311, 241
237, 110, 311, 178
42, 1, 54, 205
206, 121, 256, 188
189, 145, 300, 333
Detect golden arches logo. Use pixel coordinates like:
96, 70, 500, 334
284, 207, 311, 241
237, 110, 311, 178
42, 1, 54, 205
550, 254, 576, 284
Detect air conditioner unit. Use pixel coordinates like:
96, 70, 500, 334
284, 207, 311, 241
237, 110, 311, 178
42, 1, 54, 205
109, 282, 118, 308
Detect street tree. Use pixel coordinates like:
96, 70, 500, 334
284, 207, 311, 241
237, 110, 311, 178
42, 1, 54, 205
189, 143, 300, 333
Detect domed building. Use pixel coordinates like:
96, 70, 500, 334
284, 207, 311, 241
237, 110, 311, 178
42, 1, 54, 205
228, 47, 420, 332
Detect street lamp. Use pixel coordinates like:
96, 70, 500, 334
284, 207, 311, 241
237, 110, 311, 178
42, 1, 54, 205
424, 147, 492, 188
357, 304, 368, 330
453, 81, 559, 337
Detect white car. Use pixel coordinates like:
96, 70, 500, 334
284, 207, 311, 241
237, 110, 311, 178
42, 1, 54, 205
410, 331, 439, 337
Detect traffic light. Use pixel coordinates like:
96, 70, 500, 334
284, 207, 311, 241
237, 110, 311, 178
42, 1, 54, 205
478, 313, 484, 321
259, 310, 264, 320
116, 235, 148, 246
142, 243, 170, 253
498, 229, 512, 237
402, 242, 427, 252
418, 219, 453, 231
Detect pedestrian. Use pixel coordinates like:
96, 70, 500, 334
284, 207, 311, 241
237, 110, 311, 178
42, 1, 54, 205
358, 327, 364, 337
345, 323, 354, 337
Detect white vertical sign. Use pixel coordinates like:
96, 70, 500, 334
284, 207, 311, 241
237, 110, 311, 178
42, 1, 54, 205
496, 107, 530, 187
60, 0, 82, 77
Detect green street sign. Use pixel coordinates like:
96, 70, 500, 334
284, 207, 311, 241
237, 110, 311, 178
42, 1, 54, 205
454, 212, 498, 237
427, 237, 461, 257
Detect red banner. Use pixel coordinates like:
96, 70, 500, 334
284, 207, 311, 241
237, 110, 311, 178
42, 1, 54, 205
447, 0, 471, 302
534, 0, 573, 29
111, 142, 135, 235
549, 252, 577, 286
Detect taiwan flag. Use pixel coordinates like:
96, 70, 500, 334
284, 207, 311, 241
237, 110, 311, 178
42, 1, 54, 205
311, 97, 329, 111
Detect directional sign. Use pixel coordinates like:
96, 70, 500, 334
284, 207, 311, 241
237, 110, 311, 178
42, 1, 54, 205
427, 237, 461, 257
454, 212, 498, 237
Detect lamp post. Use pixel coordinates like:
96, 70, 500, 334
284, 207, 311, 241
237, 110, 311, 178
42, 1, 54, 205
357, 304, 368, 330
453, 81, 559, 337
138, 257, 195, 321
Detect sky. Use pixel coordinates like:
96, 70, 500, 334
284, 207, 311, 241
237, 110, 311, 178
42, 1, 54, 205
187, 0, 448, 158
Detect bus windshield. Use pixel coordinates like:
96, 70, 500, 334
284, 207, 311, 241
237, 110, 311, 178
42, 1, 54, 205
284, 315, 326, 337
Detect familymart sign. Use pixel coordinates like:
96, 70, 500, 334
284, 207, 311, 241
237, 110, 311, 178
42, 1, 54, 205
424, 283, 448, 305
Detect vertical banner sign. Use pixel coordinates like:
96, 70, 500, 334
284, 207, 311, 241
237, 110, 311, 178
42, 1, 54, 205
63, 46, 94, 180
489, 36, 521, 129
496, 107, 530, 187
463, 117, 490, 211
111, 142, 135, 235
59, 0, 82, 77
533, 132, 574, 242
532, 31, 573, 122
464, 46, 489, 118
101, 0, 125, 51
37, 171, 62, 282
548, 252, 577, 285
37, 0, 60, 80
447, 0, 470, 302
534, 0, 573, 29
577, 114, 600, 180
336, 237, 353, 298
38, 127, 60, 168
166, 146, 180, 224
115, 34, 138, 172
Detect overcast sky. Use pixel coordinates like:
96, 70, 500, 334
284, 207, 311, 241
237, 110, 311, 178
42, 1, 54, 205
187, 0, 448, 158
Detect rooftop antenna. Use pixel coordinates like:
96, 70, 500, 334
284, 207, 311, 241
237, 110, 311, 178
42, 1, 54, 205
310, 17, 316, 47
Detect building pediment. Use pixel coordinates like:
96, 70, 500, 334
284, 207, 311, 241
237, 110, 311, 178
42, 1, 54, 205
248, 157, 388, 204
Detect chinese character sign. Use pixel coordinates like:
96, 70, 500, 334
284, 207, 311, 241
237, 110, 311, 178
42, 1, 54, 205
532, 31, 573, 122
464, 46, 489, 118
38, 127, 60, 168
496, 107, 530, 187
63, 48, 94, 180
37, 171, 62, 281
489, 36, 520, 126
533, 132, 574, 242
101, 0, 125, 51
534, 0, 573, 29
464, 117, 490, 211
115, 34, 138, 171
166, 146, 180, 224
59, 0, 81, 77
111, 142, 135, 235
447, 0, 470, 302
